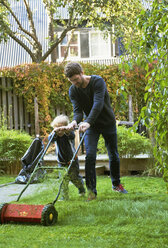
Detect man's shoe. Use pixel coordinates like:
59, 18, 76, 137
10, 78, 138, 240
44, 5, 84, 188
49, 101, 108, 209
87, 191, 97, 201
112, 184, 128, 194
79, 192, 85, 197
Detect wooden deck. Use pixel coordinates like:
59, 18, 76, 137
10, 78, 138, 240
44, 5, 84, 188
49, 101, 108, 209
0, 153, 151, 176
44, 154, 151, 177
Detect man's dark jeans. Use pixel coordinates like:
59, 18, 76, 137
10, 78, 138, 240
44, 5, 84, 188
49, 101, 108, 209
84, 125, 120, 195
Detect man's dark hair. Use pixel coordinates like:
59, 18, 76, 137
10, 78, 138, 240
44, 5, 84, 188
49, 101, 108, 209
64, 62, 83, 78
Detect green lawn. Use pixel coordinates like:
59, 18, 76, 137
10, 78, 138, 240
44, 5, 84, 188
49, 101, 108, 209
0, 175, 16, 185
0, 176, 168, 248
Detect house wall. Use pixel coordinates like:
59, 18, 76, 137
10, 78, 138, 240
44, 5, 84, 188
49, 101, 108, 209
0, 0, 121, 69
0, 0, 151, 69
0, 0, 50, 68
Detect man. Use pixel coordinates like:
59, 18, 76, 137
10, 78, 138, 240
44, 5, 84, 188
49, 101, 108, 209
64, 62, 127, 201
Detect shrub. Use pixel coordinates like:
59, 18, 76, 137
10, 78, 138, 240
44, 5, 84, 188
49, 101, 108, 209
0, 129, 32, 163
97, 126, 153, 158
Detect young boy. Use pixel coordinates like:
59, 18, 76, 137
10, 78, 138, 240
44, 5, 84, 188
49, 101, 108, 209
48, 114, 85, 200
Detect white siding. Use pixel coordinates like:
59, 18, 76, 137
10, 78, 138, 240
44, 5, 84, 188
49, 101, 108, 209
0, 0, 50, 68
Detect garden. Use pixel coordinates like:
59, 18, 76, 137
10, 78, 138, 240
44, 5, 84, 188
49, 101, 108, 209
0, 0, 168, 247
0, 115, 167, 248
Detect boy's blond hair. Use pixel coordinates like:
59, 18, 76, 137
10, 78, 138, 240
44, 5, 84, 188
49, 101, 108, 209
50, 114, 69, 128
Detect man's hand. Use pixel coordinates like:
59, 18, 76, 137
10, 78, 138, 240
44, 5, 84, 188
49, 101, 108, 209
79, 122, 90, 132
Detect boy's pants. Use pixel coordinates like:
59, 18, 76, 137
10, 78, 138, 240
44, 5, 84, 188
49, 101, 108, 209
60, 159, 85, 198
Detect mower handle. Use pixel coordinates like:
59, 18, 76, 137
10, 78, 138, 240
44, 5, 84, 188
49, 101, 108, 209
16, 129, 86, 202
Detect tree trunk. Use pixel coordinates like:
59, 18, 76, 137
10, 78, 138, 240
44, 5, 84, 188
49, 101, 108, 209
49, 22, 57, 62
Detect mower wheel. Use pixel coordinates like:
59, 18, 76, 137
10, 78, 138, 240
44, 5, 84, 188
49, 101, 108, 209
41, 204, 58, 226
0, 203, 8, 224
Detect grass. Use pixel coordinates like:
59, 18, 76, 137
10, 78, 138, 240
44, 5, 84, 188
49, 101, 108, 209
0, 175, 168, 248
0, 175, 16, 185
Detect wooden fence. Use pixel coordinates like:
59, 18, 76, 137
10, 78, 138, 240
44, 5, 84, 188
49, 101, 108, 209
0, 76, 134, 136
0, 77, 35, 134
0, 77, 67, 135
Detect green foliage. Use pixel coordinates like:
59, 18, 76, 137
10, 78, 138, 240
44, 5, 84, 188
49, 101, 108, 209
114, 63, 147, 120
101, 0, 143, 51
0, 109, 32, 165
0, 175, 15, 184
0, 62, 72, 134
97, 126, 153, 158
0, 3, 9, 43
0, 129, 32, 163
0, 109, 8, 131
134, 0, 168, 180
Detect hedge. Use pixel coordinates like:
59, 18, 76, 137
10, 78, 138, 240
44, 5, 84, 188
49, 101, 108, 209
0, 62, 147, 135
0, 129, 32, 163
97, 126, 153, 158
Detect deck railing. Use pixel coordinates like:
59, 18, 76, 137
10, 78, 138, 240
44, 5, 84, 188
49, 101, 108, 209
58, 57, 122, 65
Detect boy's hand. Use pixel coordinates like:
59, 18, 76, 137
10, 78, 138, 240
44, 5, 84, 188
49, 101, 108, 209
57, 126, 68, 131
53, 126, 70, 136
67, 120, 78, 130
59, 126, 70, 135
53, 127, 60, 132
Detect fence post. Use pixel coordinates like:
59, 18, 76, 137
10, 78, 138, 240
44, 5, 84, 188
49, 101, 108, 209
34, 97, 40, 136
1, 77, 7, 126
129, 95, 133, 122
7, 78, 13, 129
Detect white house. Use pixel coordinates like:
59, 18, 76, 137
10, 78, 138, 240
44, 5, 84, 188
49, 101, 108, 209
0, 0, 150, 68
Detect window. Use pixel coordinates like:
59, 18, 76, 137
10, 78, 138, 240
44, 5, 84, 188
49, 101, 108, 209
58, 30, 118, 60
59, 32, 79, 58
89, 32, 111, 58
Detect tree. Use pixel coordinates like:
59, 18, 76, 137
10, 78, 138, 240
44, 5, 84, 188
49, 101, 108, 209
0, 3, 10, 42
0, 0, 143, 63
132, 0, 168, 183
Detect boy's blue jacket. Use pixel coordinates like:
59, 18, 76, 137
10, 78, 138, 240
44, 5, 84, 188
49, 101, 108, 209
48, 131, 76, 163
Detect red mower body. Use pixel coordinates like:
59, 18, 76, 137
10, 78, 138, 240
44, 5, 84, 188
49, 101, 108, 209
1, 204, 44, 224
0, 203, 58, 226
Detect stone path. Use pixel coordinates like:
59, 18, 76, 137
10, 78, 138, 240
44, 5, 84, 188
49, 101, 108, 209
0, 182, 48, 204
